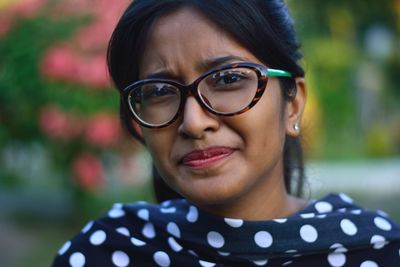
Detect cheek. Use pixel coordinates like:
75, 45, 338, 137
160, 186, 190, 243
234, 87, 286, 150
142, 128, 176, 174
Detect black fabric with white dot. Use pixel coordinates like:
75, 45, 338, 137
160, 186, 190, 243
52, 193, 400, 266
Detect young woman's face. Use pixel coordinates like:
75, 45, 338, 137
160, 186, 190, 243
138, 8, 300, 209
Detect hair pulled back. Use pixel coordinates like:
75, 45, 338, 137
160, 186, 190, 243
107, 0, 306, 201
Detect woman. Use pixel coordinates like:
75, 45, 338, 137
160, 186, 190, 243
52, 0, 400, 266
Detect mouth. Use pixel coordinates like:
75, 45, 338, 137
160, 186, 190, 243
181, 146, 235, 169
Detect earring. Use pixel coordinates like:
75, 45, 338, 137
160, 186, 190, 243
293, 123, 300, 132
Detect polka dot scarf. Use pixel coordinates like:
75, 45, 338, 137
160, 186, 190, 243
52, 193, 400, 266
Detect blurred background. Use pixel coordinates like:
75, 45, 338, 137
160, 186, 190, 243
0, 0, 399, 266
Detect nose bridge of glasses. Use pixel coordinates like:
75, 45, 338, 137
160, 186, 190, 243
178, 80, 202, 102
176, 79, 213, 116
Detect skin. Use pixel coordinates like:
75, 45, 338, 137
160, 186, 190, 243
137, 8, 308, 220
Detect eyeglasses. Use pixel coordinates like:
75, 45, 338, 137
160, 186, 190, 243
122, 62, 292, 128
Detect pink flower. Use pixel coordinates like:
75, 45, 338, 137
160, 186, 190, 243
12, 0, 46, 17
40, 45, 76, 78
39, 0, 130, 89
75, 55, 110, 88
49, 1, 92, 18
72, 153, 105, 191
76, 22, 111, 51
0, 17, 12, 38
84, 113, 121, 148
0, 0, 46, 38
38, 105, 82, 141
40, 45, 110, 88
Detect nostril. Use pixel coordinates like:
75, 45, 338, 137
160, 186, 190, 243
178, 97, 219, 139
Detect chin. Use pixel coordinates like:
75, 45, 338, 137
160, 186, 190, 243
179, 182, 245, 207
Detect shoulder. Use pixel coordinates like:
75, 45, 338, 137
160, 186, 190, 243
268, 192, 400, 265
51, 199, 188, 267
301, 193, 400, 254
301, 193, 400, 236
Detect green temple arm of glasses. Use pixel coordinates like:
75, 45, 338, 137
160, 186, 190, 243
267, 68, 292, 78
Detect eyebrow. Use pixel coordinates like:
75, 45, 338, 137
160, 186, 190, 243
143, 71, 178, 80
196, 55, 249, 72
142, 55, 249, 80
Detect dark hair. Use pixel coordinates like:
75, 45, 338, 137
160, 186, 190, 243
107, 0, 306, 202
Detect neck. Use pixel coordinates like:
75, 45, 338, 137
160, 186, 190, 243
198, 170, 307, 221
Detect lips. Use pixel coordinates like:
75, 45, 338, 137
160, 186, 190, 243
181, 146, 234, 169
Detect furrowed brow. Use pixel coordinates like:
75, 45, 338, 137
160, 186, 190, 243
143, 70, 178, 80
196, 55, 249, 72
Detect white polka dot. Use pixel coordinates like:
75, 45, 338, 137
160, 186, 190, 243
168, 237, 182, 252
253, 259, 268, 266
161, 200, 171, 207
142, 222, 156, 239
113, 203, 123, 209
199, 260, 216, 267
90, 230, 107, 245
340, 219, 358, 236
131, 237, 146, 246
360, 260, 378, 267
285, 249, 297, 254
218, 251, 230, 256
188, 249, 198, 257
377, 210, 389, 217
398, 248, 400, 256
273, 218, 287, 223
153, 251, 170, 267
315, 201, 333, 213
69, 252, 85, 267
137, 209, 150, 221
351, 209, 362, 215
81, 221, 93, 233
282, 260, 293, 266
186, 206, 198, 223
370, 235, 387, 249
339, 193, 353, 203
224, 218, 244, 228
116, 227, 130, 237
317, 214, 327, 219
300, 213, 315, 219
207, 231, 225, 248
58, 241, 71, 255
161, 207, 176, 213
330, 243, 348, 253
327, 252, 346, 267
112, 251, 130, 267
167, 222, 181, 238
338, 208, 347, 213
108, 208, 125, 218
374, 217, 392, 231
254, 231, 273, 248
300, 224, 318, 243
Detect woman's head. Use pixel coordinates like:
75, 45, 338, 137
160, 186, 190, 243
108, 0, 307, 206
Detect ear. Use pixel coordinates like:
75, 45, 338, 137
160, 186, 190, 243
285, 78, 307, 137
129, 119, 145, 141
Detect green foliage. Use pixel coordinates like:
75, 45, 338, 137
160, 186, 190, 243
0, 15, 89, 142
290, 0, 400, 159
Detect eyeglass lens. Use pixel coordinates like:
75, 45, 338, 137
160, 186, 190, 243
128, 67, 259, 126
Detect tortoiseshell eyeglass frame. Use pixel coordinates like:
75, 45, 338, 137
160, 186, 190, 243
122, 62, 293, 128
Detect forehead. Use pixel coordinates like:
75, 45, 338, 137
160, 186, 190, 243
150, 7, 221, 41
139, 7, 260, 79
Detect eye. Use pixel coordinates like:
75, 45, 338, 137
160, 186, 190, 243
141, 84, 177, 101
211, 70, 249, 87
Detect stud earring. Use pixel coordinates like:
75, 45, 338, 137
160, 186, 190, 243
293, 123, 300, 132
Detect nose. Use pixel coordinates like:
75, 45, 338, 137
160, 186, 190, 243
177, 96, 220, 139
